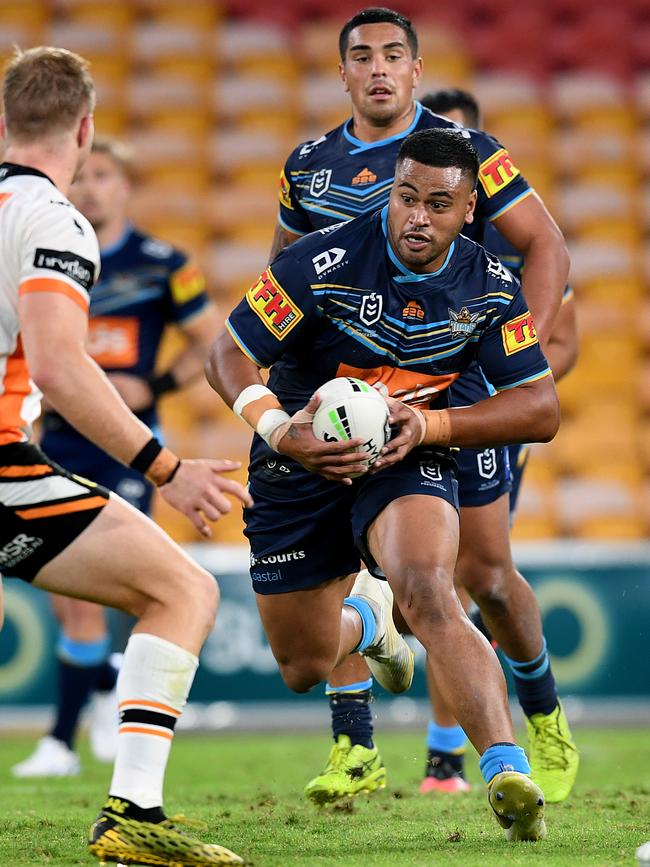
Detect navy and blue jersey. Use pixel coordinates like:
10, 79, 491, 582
41, 225, 209, 481
227, 208, 551, 430
279, 102, 532, 245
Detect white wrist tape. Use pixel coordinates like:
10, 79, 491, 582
257, 408, 291, 449
233, 384, 274, 419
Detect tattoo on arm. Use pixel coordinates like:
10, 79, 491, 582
268, 224, 301, 264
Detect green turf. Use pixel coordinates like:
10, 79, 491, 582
0, 727, 648, 866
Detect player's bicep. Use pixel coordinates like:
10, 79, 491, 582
268, 222, 303, 263
18, 290, 89, 378
491, 190, 563, 253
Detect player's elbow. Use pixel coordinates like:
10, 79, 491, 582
532, 387, 560, 443
204, 330, 229, 392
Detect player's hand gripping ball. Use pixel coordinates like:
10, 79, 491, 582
312, 377, 390, 477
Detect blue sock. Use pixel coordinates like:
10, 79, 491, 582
326, 679, 374, 749
502, 639, 558, 718
426, 722, 467, 754
343, 598, 376, 652
479, 742, 530, 784
51, 633, 110, 749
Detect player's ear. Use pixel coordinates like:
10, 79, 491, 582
464, 189, 477, 224
77, 113, 94, 149
339, 61, 349, 92
412, 56, 423, 90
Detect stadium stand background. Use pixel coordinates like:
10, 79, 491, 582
1, 0, 649, 546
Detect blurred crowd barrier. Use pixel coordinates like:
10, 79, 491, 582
1, 542, 649, 709
1, 0, 649, 543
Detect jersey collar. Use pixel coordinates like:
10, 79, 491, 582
380, 204, 455, 284
101, 221, 134, 257
343, 102, 423, 154
0, 161, 56, 187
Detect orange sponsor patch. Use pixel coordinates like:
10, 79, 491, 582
478, 148, 521, 197
501, 311, 538, 355
170, 261, 206, 304
336, 363, 460, 408
352, 167, 377, 185
279, 169, 293, 209
87, 317, 139, 367
402, 300, 425, 320
246, 268, 303, 339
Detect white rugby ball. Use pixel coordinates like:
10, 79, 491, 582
312, 376, 390, 475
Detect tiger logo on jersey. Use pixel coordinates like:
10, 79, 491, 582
478, 149, 521, 197
246, 269, 303, 339
501, 311, 538, 355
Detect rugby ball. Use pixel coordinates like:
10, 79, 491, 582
312, 377, 390, 475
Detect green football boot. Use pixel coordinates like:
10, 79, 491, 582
488, 771, 547, 842
526, 702, 579, 803
88, 798, 244, 866
304, 734, 387, 806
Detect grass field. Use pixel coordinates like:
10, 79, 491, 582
0, 728, 649, 867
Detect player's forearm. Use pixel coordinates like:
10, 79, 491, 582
518, 232, 569, 348
422, 380, 560, 448
34, 348, 154, 465
205, 328, 266, 408
544, 298, 578, 382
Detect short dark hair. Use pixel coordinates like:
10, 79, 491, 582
339, 7, 418, 60
396, 128, 479, 188
420, 88, 481, 129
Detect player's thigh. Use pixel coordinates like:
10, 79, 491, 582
34, 495, 216, 620
50, 594, 107, 639
255, 575, 353, 665
456, 492, 513, 592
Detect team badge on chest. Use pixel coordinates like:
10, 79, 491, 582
360, 292, 383, 326
449, 306, 480, 338
309, 169, 332, 198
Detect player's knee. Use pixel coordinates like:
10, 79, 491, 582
185, 567, 219, 634
390, 562, 458, 627
459, 558, 511, 603
278, 657, 330, 693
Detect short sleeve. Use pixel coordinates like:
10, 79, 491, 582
468, 130, 534, 223
19, 201, 99, 311
277, 151, 314, 236
226, 249, 317, 368
477, 274, 551, 392
166, 251, 210, 324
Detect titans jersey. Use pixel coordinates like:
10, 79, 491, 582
227, 208, 550, 433
279, 103, 532, 244
43, 225, 209, 451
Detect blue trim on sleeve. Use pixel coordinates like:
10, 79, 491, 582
278, 213, 308, 236
496, 368, 552, 391
488, 189, 534, 222
225, 319, 266, 368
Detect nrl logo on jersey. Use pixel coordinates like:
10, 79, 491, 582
309, 169, 332, 198
360, 292, 383, 326
299, 135, 327, 158
449, 306, 480, 337
312, 247, 346, 277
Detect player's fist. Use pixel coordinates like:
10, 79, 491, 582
160, 459, 253, 537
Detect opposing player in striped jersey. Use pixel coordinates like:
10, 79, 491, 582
415, 88, 579, 799
11, 136, 223, 779
271, 7, 577, 807
0, 46, 247, 866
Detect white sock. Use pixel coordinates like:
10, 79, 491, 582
108, 633, 198, 809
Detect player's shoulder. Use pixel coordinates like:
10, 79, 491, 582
132, 228, 186, 268
279, 211, 377, 269
457, 234, 516, 281
284, 121, 345, 169
417, 105, 461, 133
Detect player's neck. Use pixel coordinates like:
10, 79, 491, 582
95, 217, 129, 251
2, 143, 77, 195
349, 101, 416, 144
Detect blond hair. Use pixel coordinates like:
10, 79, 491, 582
2, 46, 95, 141
91, 136, 134, 179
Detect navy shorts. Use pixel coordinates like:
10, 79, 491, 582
42, 425, 154, 515
244, 446, 458, 595
450, 362, 511, 508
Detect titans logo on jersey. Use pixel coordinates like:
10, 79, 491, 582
227, 209, 551, 429
278, 102, 532, 246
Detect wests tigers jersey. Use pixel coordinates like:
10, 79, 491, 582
278, 102, 532, 245
227, 208, 551, 419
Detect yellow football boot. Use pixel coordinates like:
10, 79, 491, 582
305, 734, 387, 806
488, 771, 547, 842
526, 702, 579, 803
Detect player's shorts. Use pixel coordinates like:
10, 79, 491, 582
451, 362, 511, 508
244, 445, 458, 595
508, 443, 530, 517
0, 442, 110, 582
42, 419, 154, 515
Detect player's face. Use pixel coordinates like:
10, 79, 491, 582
339, 23, 422, 124
70, 151, 130, 230
387, 158, 477, 272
